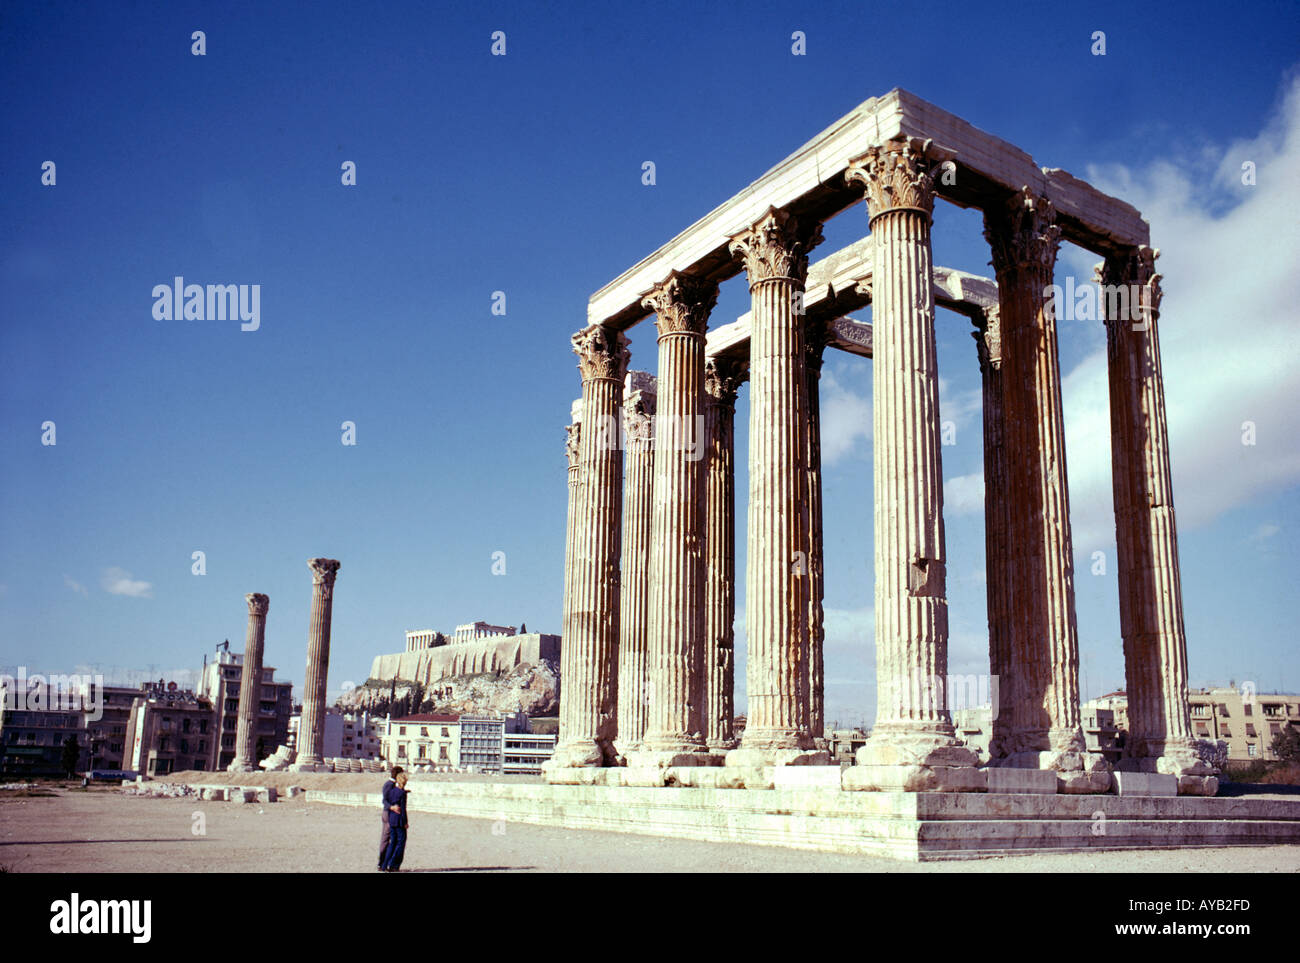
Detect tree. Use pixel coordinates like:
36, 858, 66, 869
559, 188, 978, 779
1271, 724, 1300, 763
60, 734, 81, 777
1195, 738, 1228, 771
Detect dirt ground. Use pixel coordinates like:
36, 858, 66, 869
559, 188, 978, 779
2, 784, 1298, 873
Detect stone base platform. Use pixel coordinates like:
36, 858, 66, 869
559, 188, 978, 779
302, 780, 1300, 862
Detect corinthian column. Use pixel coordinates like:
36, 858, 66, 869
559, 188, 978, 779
726, 207, 828, 767
1099, 246, 1216, 796
845, 138, 981, 791
972, 308, 1015, 763
984, 187, 1107, 792
292, 558, 340, 772
703, 357, 743, 752
629, 273, 719, 768
229, 593, 269, 772
805, 319, 830, 748
548, 323, 628, 772
616, 372, 656, 754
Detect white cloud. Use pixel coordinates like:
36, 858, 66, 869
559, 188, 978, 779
943, 472, 985, 517
63, 575, 88, 597
1249, 522, 1281, 542
818, 366, 872, 465
1060, 74, 1300, 552
102, 567, 153, 599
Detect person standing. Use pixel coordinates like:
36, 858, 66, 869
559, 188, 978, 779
380, 770, 409, 872
377, 766, 402, 870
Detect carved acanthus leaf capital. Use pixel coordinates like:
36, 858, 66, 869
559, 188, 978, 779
846, 137, 945, 221
565, 422, 581, 468
971, 306, 1002, 370
704, 357, 745, 407
641, 271, 719, 338
571, 324, 630, 383
245, 593, 269, 616
623, 394, 656, 446
1095, 245, 1162, 321
728, 207, 824, 287
983, 186, 1061, 277
308, 558, 341, 586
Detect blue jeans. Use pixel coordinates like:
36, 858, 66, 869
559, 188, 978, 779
381, 824, 407, 871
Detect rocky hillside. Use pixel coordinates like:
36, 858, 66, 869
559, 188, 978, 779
336, 660, 559, 718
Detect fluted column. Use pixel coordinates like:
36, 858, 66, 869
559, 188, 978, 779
1099, 246, 1216, 795
984, 187, 1106, 792
229, 593, 269, 772
805, 320, 830, 747
703, 357, 743, 752
548, 324, 628, 772
972, 308, 1015, 762
726, 207, 827, 767
616, 373, 656, 753
845, 138, 981, 791
293, 558, 340, 771
629, 273, 719, 767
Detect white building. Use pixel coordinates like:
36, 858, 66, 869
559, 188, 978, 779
451, 621, 516, 644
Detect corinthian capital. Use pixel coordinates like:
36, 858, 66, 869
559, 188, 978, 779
983, 186, 1061, 276
565, 422, 581, 469
245, 593, 269, 616
845, 137, 946, 220
641, 271, 719, 338
971, 306, 1002, 371
1095, 244, 1162, 317
308, 558, 341, 586
571, 324, 630, 383
704, 357, 745, 407
728, 207, 823, 287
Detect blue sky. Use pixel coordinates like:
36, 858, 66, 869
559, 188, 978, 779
2, 0, 1297, 725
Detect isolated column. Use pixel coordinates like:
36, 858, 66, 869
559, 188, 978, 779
229, 592, 269, 772
294, 558, 340, 771
805, 319, 830, 746
972, 308, 1015, 762
703, 357, 743, 752
616, 372, 656, 753
846, 138, 981, 791
1099, 246, 1216, 795
549, 323, 628, 771
631, 273, 718, 767
984, 187, 1105, 792
727, 207, 826, 766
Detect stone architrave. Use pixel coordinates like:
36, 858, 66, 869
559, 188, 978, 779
972, 308, 1015, 761
616, 372, 656, 755
983, 187, 1107, 792
703, 357, 744, 752
1098, 246, 1216, 796
844, 138, 982, 791
726, 207, 828, 767
548, 323, 628, 771
229, 593, 269, 772
804, 318, 830, 748
292, 558, 341, 772
629, 272, 720, 768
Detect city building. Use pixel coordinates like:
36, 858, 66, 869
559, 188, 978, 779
123, 682, 215, 777
287, 709, 383, 760
1188, 687, 1300, 763
383, 714, 460, 768
459, 715, 505, 771
196, 640, 293, 770
1, 680, 142, 777
1081, 696, 1125, 763
826, 728, 869, 764
951, 707, 993, 759
84, 684, 140, 772
503, 731, 557, 775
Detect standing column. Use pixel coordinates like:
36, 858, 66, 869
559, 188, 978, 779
292, 558, 340, 772
616, 372, 656, 755
727, 207, 827, 767
846, 138, 981, 791
229, 593, 269, 772
547, 323, 628, 772
703, 357, 744, 752
972, 308, 1015, 762
805, 319, 830, 748
630, 272, 719, 768
1099, 246, 1216, 795
984, 187, 1107, 792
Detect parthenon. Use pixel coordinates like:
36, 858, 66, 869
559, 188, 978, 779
548, 89, 1217, 797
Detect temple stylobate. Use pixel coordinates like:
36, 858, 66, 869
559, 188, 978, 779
548, 88, 1216, 797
